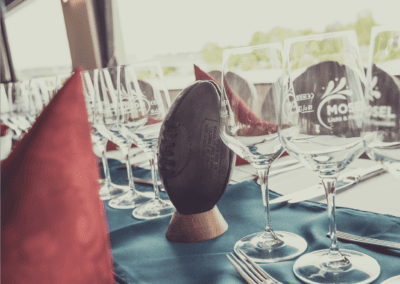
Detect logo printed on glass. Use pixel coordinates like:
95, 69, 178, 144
366, 65, 399, 128
292, 61, 365, 135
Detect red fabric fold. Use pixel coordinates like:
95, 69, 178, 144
1, 70, 114, 284
1, 123, 9, 136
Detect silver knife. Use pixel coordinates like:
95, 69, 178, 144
230, 159, 301, 184
270, 164, 386, 204
254, 163, 304, 184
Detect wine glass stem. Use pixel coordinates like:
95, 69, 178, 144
99, 140, 112, 184
121, 145, 136, 192
258, 168, 274, 234
322, 177, 340, 255
147, 149, 161, 202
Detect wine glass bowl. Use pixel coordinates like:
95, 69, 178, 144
113, 62, 175, 219
29, 76, 57, 108
105, 62, 175, 219
364, 25, 400, 179
280, 31, 380, 284
0, 82, 32, 140
84, 67, 152, 207
220, 44, 307, 262
285, 64, 368, 175
82, 69, 129, 200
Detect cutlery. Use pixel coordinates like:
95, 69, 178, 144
231, 161, 303, 185
269, 162, 304, 177
119, 177, 165, 192
129, 177, 162, 186
113, 272, 128, 284
271, 158, 300, 169
270, 164, 386, 204
116, 160, 150, 170
237, 159, 300, 175
105, 147, 149, 170
327, 231, 400, 251
230, 160, 302, 185
230, 159, 303, 184
254, 163, 304, 185
112, 177, 161, 188
226, 250, 282, 284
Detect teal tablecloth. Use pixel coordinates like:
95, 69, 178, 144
103, 159, 400, 284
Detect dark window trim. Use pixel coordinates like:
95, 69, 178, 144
2, 0, 125, 78
4, 0, 36, 17
1, 3, 16, 82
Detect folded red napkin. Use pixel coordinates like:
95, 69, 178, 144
194, 65, 282, 166
106, 140, 126, 151
1, 123, 9, 136
1, 69, 114, 283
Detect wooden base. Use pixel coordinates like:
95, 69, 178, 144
165, 206, 228, 243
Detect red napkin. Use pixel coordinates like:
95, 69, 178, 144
106, 140, 125, 151
1, 69, 114, 283
194, 65, 281, 166
1, 124, 9, 136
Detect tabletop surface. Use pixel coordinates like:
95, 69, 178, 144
267, 156, 400, 217
104, 157, 400, 284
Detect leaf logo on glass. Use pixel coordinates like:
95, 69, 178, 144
366, 76, 396, 126
316, 77, 362, 130
366, 76, 381, 101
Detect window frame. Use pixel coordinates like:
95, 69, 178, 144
2, 0, 125, 81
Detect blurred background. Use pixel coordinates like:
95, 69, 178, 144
1, 0, 400, 95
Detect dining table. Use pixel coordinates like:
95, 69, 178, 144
103, 155, 400, 284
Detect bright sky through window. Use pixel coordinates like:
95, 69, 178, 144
4, 0, 400, 70
116, 0, 400, 61
5, 0, 72, 70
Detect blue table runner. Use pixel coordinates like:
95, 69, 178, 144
103, 159, 400, 284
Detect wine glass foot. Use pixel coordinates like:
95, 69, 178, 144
132, 199, 175, 220
381, 275, 400, 284
234, 231, 307, 262
98, 179, 129, 200
108, 191, 154, 209
293, 249, 380, 284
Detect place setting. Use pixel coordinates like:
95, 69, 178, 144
1, 25, 400, 284
81, 62, 175, 218
101, 30, 399, 283
99, 30, 399, 284
4, 1, 400, 283
220, 28, 400, 284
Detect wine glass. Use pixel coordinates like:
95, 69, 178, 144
364, 25, 400, 179
220, 44, 307, 262
29, 77, 53, 109
0, 82, 32, 140
89, 67, 153, 208
115, 62, 175, 219
55, 73, 73, 96
81, 69, 129, 200
279, 31, 380, 283
1, 83, 18, 135
27, 78, 53, 122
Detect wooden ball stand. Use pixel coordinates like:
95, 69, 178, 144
165, 206, 228, 243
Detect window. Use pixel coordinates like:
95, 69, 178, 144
4, 0, 72, 80
116, 0, 400, 91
